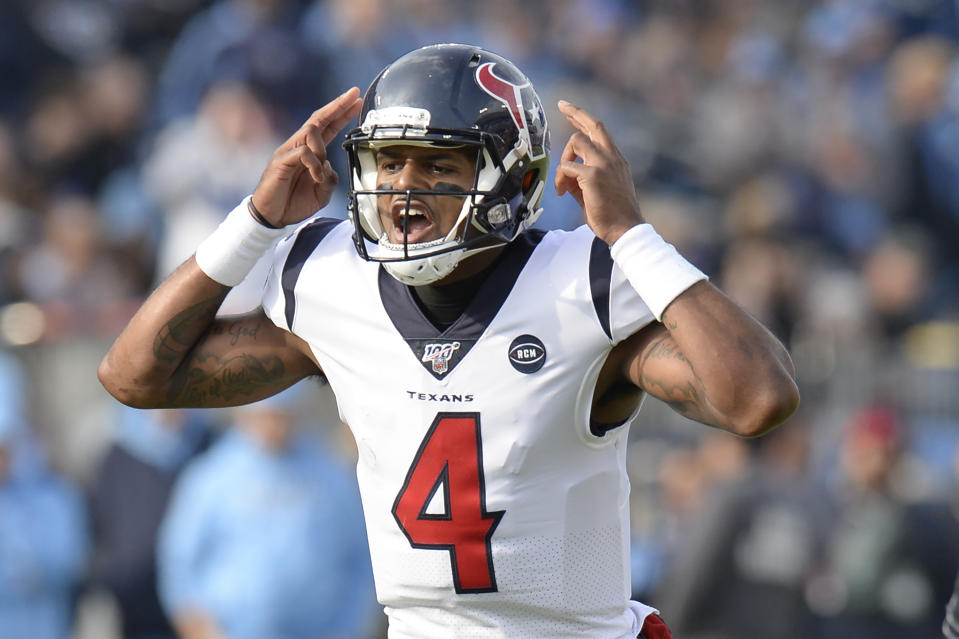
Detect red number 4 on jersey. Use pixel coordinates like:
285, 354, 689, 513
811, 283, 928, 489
392, 413, 505, 593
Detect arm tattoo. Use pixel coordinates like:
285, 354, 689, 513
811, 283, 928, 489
640, 374, 720, 423
166, 351, 285, 405
153, 296, 286, 405
639, 334, 720, 424
203, 319, 262, 345
643, 336, 688, 364
660, 305, 679, 331
153, 295, 225, 362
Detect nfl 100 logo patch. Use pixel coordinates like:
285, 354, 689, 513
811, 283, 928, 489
405, 338, 477, 380
422, 341, 461, 375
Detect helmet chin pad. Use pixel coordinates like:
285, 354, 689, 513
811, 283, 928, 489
382, 249, 464, 286
373, 239, 501, 286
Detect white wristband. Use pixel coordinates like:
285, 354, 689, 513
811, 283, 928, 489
609, 223, 707, 321
195, 196, 288, 287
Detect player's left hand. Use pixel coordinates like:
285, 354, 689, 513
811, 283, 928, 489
554, 99, 644, 245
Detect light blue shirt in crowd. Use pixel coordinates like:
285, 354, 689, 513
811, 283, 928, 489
158, 427, 380, 639
0, 464, 89, 639
0, 350, 89, 639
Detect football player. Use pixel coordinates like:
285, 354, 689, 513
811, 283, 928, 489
99, 44, 799, 639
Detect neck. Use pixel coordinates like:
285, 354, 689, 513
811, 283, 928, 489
411, 246, 505, 329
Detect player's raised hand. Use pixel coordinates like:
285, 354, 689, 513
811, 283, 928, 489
554, 99, 644, 245
250, 87, 364, 226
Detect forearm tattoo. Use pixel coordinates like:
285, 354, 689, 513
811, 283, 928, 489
166, 350, 285, 405
153, 297, 286, 405
639, 332, 720, 424
153, 295, 224, 362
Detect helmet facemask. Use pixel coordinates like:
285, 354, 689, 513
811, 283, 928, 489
346, 130, 545, 285
342, 44, 550, 286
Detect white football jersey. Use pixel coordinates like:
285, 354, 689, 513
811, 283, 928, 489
261, 220, 659, 639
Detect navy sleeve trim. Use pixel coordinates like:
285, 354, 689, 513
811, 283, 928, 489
589, 418, 628, 437
281, 218, 341, 330
589, 236, 613, 340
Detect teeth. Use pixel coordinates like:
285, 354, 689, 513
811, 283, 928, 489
394, 201, 430, 226
399, 208, 428, 221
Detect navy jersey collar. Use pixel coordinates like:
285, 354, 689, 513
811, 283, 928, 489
378, 231, 545, 378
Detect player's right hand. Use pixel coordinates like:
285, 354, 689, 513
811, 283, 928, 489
250, 87, 363, 226
554, 99, 644, 246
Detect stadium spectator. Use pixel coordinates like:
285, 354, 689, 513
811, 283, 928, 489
656, 421, 827, 639
809, 404, 959, 639
142, 81, 283, 314
157, 382, 380, 639
153, 0, 331, 130
0, 350, 89, 639
87, 406, 214, 639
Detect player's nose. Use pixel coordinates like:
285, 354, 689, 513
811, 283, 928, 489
392, 161, 429, 191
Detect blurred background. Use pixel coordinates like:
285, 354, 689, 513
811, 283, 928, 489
1, 0, 959, 638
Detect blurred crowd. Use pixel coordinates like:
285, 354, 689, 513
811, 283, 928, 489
2, 0, 959, 638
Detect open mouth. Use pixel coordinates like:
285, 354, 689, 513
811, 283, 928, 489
390, 201, 436, 244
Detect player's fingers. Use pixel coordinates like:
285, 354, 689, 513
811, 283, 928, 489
556, 136, 585, 195
558, 99, 603, 137
303, 124, 328, 162
553, 172, 575, 198
556, 159, 595, 181
558, 99, 618, 154
273, 145, 326, 184
319, 97, 364, 146
324, 160, 339, 185
304, 87, 361, 128
307, 87, 362, 137
281, 87, 362, 151
554, 161, 589, 205
297, 146, 327, 184
560, 131, 604, 167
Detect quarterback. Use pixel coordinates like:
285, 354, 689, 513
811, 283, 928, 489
100, 44, 799, 638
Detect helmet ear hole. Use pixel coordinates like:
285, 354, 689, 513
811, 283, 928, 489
522, 169, 538, 193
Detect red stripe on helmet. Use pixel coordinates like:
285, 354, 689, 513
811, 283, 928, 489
476, 63, 526, 133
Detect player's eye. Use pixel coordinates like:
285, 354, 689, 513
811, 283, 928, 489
428, 161, 462, 176
379, 159, 403, 174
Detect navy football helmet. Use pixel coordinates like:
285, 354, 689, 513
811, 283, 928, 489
343, 43, 550, 285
